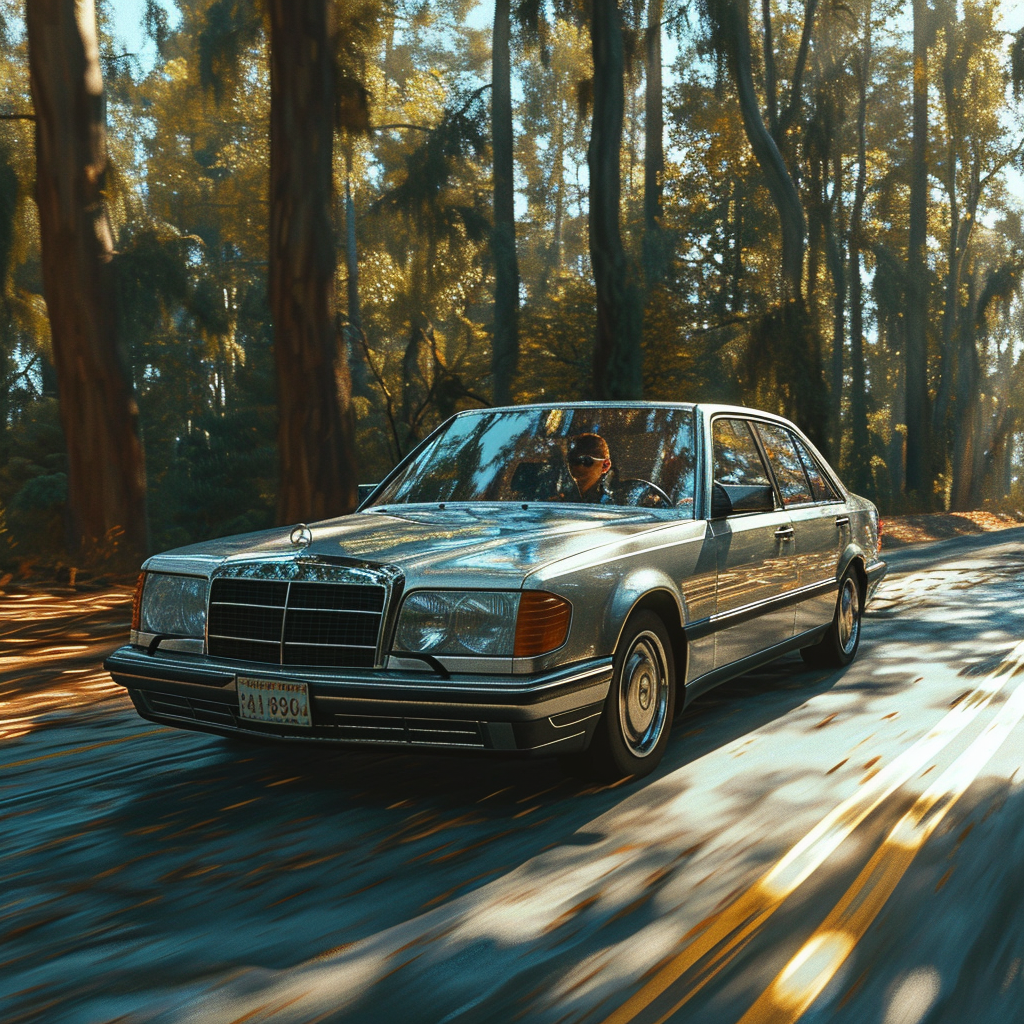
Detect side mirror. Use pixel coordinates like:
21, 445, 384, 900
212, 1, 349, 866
357, 483, 378, 504
712, 482, 775, 517
710, 482, 732, 519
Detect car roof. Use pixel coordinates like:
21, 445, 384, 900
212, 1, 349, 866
452, 401, 797, 427
454, 401, 696, 414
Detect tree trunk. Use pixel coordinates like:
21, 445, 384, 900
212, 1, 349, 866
905, 0, 930, 500
269, 0, 358, 524
949, 324, 978, 510
847, 0, 872, 496
590, 0, 643, 399
27, 0, 148, 567
343, 170, 372, 399
550, 109, 565, 280
491, 0, 519, 405
730, 176, 744, 312
886, 311, 906, 501
824, 148, 846, 460
643, 0, 667, 286
726, 0, 806, 300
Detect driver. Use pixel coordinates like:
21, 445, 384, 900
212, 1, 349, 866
567, 433, 614, 503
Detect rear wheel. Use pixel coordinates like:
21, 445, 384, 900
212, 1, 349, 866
801, 567, 862, 668
561, 611, 675, 781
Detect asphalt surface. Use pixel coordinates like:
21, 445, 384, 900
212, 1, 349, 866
2, 530, 1024, 1024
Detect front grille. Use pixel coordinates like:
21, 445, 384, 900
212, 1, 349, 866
324, 713, 485, 748
136, 690, 239, 728
207, 578, 385, 667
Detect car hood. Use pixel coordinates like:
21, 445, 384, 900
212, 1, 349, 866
142, 504, 681, 588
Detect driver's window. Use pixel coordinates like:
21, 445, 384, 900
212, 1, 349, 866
711, 419, 776, 517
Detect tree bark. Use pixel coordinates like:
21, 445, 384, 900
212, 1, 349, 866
643, 0, 667, 285
269, 0, 358, 524
590, 0, 643, 399
725, 0, 806, 300
27, 0, 148, 567
824, 148, 846, 457
905, 0, 931, 500
343, 169, 372, 399
491, 0, 520, 405
550, 109, 565, 279
949, 321, 978, 511
847, 0, 872, 496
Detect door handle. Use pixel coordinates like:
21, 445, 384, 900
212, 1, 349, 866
774, 526, 794, 540
835, 516, 850, 527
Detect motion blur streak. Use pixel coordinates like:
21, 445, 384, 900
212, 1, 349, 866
599, 638, 1024, 1024
0, 588, 131, 740
0, 729, 173, 771
736, 667, 1024, 1024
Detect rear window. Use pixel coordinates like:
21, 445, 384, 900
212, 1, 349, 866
792, 435, 840, 502
756, 423, 814, 506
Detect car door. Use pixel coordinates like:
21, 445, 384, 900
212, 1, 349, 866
709, 417, 798, 669
754, 421, 847, 637
790, 431, 849, 634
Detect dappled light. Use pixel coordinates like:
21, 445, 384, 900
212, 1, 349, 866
3, 0, 1024, 1019
4, 537, 1024, 1021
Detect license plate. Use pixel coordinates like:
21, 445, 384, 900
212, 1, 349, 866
237, 677, 311, 728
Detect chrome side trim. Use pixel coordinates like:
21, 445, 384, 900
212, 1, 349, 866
712, 579, 836, 628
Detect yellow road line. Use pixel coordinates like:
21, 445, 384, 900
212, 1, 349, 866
0, 728, 175, 771
738, 669, 1024, 1024
599, 639, 1024, 1024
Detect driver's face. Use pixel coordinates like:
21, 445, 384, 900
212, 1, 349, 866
568, 453, 611, 494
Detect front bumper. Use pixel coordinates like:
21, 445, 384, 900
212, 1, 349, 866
103, 646, 613, 756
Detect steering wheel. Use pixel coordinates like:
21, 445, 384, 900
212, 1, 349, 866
617, 478, 673, 507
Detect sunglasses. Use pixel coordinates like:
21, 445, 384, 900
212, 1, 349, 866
569, 454, 602, 467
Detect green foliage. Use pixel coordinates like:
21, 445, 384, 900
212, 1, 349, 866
0, 398, 67, 564
3, 0, 1024, 570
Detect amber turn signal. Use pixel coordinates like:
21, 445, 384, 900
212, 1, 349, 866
131, 572, 146, 631
514, 591, 571, 658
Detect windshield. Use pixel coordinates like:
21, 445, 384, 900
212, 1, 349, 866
368, 407, 696, 513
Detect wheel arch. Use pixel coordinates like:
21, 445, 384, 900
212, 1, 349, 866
611, 586, 687, 686
839, 544, 868, 597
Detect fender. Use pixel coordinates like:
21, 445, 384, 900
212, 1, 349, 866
838, 542, 869, 583
604, 567, 687, 654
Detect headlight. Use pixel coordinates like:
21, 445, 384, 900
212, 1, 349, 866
396, 590, 519, 656
139, 573, 209, 637
395, 590, 571, 658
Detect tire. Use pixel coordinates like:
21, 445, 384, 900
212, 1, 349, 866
561, 611, 676, 781
801, 567, 863, 668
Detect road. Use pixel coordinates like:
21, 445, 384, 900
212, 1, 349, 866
2, 530, 1024, 1024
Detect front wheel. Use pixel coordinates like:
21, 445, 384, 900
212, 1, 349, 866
561, 611, 676, 781
802, 568, 862, 668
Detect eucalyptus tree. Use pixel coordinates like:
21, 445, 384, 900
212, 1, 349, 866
930, 0, 1024, 499
491, 0, 520, 403
697, 0, 828, 451
590, 0, 643, 399
903, 0, 930, 500
267, 0, 361, 522
26, 0, 148, 565
846, 0, 873, 496
198, 0, 380, 522
644, 0, 668, 287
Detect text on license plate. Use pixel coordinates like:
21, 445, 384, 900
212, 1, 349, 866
237, 677, 311, 727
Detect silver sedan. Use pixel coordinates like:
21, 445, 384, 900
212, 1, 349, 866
105, 402, 885, 779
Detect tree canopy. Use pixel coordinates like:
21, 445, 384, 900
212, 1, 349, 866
2, 0, 1024, 569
